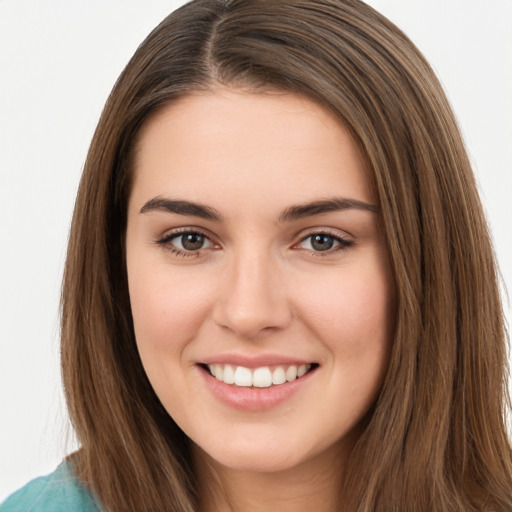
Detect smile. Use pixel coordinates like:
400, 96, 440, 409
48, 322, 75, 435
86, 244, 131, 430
198, 360, 319, 411
207, 363, 314, 388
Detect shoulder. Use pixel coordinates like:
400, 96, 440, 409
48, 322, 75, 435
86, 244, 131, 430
1, 461, 101, 512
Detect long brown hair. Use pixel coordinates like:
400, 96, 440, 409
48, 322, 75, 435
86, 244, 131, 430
61, 0, 512, 510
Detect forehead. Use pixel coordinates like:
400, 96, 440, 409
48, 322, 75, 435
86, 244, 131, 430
130, 89, 374, 212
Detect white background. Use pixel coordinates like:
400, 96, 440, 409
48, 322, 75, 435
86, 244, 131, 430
1, 0, 511, 501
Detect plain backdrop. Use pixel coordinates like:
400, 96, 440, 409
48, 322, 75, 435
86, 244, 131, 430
1, 0, 511, 501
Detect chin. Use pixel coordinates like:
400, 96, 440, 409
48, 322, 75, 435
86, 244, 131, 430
215, 452, 304, 474
193, 432, 332, 475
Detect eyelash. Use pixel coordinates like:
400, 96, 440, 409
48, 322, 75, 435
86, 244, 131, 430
154, 228, 353, 258
155, 228, 215, 258
295, 230, 353, 256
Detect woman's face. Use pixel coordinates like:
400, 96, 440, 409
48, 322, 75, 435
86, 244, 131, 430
126, 89, 395, 474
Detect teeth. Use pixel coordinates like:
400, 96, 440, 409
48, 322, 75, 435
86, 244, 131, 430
253, 367, 272, 388
207, 363, 312, 387
297, 364, 308, 377
285, 365, 297, 382
234, 366, 252, 387
272, 367, 286, 385
223, 364, 235, 384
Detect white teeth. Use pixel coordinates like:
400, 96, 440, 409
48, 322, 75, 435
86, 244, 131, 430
285, 365, 298, 382
297, 364, 308, 377
207, 363, 313, 387
253, 367, 272, 388
234, 366, 253, 387
272, 367, 286, 385
223, 364, 235, 384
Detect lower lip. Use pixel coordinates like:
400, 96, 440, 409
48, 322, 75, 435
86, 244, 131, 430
198, 366, 316, 412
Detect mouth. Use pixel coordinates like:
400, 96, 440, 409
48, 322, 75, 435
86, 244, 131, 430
200, 362, 319, 388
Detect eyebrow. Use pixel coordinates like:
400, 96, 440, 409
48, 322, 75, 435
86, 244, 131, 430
139, 196, 379, 222
140, 197, 223, 221
278, 197, 379, 221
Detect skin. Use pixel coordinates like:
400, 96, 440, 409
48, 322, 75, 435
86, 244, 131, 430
126, 88, 395, 511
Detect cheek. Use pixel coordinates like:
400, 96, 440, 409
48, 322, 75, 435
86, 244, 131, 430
127, 266, 217, 417
307, 266, 394, 418
293, 257, 395, 411
128, 264, 214, 355
299, 270, 393, 348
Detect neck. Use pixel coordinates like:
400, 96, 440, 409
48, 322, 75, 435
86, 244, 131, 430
193, 442, 350, 512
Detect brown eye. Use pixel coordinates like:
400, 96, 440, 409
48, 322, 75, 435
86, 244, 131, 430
181, 233, 205, 251
167, 232, 214, 252
297, 232, 352, 253
310, 234, 335, 251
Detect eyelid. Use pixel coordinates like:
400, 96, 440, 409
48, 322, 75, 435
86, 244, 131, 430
154, 226, 220, 256
293, 227, 354, 253
156, 225, 214, 241
154, 226, 353, 257
295, 226, 352, 241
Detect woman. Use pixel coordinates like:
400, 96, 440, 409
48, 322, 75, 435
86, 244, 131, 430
3, 0, 511, 510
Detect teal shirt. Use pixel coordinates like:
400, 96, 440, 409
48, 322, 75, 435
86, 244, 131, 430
1, 462, 101, 511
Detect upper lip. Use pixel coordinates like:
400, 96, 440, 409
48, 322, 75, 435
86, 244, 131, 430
199, 353, 317, 368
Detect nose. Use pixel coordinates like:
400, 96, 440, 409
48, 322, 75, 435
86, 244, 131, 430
212, 248, 292, 339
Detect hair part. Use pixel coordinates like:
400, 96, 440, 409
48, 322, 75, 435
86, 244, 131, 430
61, 1, 512, 510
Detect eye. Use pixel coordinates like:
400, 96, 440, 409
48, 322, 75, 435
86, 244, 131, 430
173, 232, 212, 251
297, 232, 352, 253
156, 230, 216, 255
